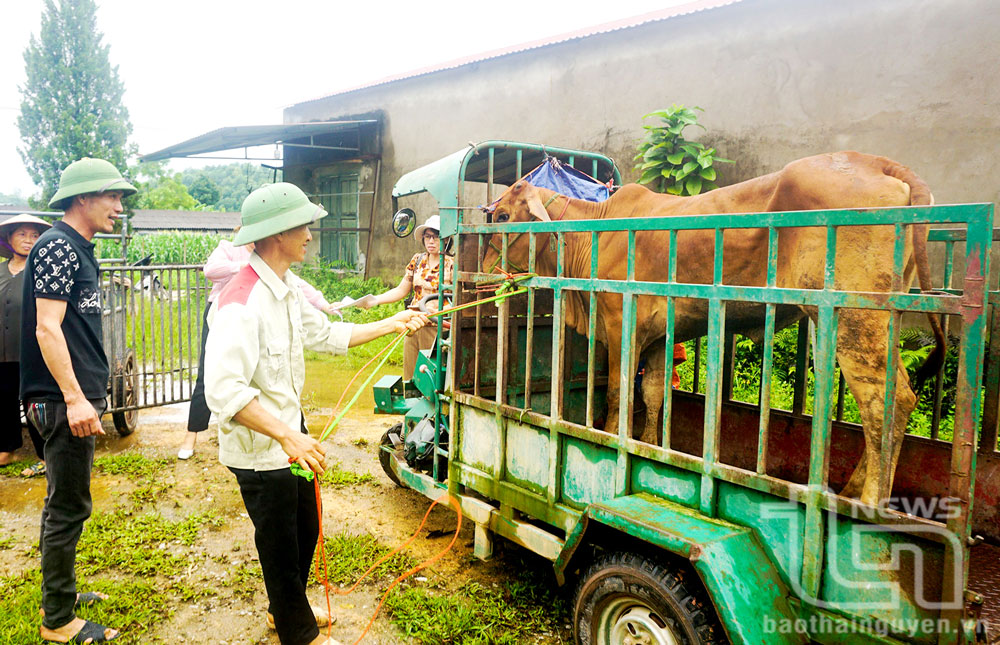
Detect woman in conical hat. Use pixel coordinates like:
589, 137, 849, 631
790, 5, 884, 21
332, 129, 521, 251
0, 214, 52, 473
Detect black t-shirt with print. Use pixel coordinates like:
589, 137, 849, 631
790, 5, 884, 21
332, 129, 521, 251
20, 221, 109, 401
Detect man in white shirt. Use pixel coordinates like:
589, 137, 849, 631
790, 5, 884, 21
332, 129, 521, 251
204, 183, 427, 645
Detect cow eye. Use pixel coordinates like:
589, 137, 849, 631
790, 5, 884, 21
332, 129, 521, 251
496, 213, 509, 223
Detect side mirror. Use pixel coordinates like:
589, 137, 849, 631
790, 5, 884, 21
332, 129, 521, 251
392, 208, 416, 238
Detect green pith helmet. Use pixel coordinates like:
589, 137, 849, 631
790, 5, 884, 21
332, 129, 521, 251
234, 183, 327, 246
48, 157, 137, 209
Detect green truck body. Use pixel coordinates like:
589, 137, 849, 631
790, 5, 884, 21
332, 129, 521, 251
375, 141, 998, 644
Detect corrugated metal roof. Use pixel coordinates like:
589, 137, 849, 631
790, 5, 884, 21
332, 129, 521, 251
140, 120, 377, 162
295, 0, 741, 106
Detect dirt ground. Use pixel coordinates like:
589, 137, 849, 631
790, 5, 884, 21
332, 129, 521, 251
0, 392, 574, 644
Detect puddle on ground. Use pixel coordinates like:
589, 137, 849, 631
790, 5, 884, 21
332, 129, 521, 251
303, 362, 401, 432
0, 474, 118, 514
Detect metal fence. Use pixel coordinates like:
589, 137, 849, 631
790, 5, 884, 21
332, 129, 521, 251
100, 263, 210, 433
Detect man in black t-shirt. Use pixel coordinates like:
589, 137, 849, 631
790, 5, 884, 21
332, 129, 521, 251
20, 157, 135, 644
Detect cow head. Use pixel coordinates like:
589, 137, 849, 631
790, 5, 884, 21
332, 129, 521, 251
481, 180, 551, 274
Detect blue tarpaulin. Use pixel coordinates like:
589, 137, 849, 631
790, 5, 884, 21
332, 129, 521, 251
523, 157, 611, 202
485, 157, 610, 211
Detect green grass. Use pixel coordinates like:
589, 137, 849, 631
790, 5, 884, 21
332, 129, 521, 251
0, 569, 173, 644
0, 458, 35, 477
318, 461, 374, 488
76, 509, 222, 577
94, 452, 176, 507
310, 531, 416, 587
94, 452, 171, 478
0, 499, 224, 644
384, 562, 571, 644
222, 561, 263, 601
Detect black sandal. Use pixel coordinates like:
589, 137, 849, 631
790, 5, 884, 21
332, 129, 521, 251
67, 619, 119, 643
75, 592, 107, 608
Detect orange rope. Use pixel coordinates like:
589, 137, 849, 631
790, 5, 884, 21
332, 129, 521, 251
312, 478, 462, 643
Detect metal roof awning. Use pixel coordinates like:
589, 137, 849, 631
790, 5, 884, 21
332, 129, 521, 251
140, 120, 378, 162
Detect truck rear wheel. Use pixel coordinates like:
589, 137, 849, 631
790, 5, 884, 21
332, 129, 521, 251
573, 551, 727, 645
378, 423, 404, 487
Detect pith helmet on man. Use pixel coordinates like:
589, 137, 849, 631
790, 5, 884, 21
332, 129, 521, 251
234, 183, 327, 247
48, 157, 137, 211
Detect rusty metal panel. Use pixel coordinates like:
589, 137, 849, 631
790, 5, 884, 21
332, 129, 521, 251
504, 419, 550, 496
630, 457, 700, 507
457, 405, 501, 476
560, 435, 617, 509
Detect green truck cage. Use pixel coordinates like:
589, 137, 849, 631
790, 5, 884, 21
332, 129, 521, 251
376, 141, 998, 645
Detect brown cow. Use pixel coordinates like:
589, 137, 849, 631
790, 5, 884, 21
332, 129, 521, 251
481, 151, 943, 506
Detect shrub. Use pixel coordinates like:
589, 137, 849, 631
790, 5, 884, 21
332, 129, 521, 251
634, 105, 732, 195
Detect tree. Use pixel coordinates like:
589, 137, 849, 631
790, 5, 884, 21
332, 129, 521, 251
179, 164, 276, 211
187, 176, 221, 208
17, 0, 134, 209
131, 162, 202, 210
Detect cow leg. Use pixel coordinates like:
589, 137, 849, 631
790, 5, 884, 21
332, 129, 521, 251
831, 310, 917, 506
840, 362, 916, 503
638, 344, 666, 445
604, 346, 623, 436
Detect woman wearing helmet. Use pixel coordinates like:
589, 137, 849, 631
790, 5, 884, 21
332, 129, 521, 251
0, 214, 51, 472
358, 215, 453, 381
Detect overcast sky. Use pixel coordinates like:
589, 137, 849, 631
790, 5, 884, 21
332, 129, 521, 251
1, 0, 692, 199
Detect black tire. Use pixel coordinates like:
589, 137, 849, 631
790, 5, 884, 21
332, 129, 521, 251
379, 423, 404, 487
574, 551, 727, 645
111, 348, 138, 436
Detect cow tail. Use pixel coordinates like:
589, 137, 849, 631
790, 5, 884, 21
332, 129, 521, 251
883, 159, 946, 392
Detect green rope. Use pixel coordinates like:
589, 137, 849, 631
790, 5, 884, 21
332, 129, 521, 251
315, 285, 530, 445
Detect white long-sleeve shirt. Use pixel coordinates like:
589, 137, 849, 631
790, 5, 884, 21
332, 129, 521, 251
204, 239, 330, 311
204, 252, 353, 470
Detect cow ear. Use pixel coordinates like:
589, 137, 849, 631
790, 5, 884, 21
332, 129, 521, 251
527, 195, 551, 222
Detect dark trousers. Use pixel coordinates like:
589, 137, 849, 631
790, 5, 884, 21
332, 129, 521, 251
27, 397, 108, 630
230, 465, 320, 645
187, 302, 212, 432
0, 361, 43, 457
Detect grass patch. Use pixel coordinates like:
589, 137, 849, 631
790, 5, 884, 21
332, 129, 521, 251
0, 565, 174, 644
311, 532, 415, 587
222, 561, 263, 601
77, 509, 222, 577
385, 572, 571, 644
352, 437, 370, 448
94, 452, 176, 508
94, 452, 171, 479
0, 458, 35, 478
319, 461, 374, 488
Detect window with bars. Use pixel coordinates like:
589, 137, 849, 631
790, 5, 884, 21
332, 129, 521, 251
315, 174, 360, 268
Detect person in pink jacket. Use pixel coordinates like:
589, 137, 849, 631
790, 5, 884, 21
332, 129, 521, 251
178, 232, 337, 459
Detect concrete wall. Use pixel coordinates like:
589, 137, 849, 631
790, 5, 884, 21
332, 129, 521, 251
285, 0, 1000, 282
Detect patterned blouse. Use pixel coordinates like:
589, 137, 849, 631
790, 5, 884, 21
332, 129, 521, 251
405, 252, 454, 304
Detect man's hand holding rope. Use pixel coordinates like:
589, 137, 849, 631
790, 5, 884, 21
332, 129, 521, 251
390, 309, 430, 334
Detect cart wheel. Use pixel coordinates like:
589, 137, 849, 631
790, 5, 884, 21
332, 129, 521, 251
574, 551, 727, 645
379, 423, 404, 487
112, 348, 138, 436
